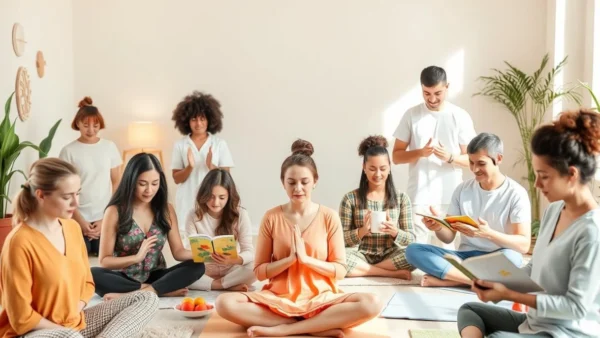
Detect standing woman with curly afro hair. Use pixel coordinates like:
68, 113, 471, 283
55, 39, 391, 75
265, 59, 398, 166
59, 96, 123, 256
340, 135, 414, 280
458, 110, 600, 338
171, 91, 234, 232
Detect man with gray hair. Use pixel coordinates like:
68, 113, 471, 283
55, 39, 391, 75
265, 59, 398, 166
405, 133, 532, 287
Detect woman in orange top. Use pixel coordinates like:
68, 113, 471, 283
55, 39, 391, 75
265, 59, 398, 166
216, 140, 382, 337
0, 158, 158, 338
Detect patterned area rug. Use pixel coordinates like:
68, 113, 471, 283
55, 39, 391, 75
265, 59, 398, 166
138, 325, 194, 338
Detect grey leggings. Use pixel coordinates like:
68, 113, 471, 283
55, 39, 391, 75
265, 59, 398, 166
457, 303, 551, 338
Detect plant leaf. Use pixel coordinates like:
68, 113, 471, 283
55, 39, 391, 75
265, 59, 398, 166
39, 119, 62, 158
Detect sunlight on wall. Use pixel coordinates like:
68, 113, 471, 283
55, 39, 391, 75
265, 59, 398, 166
552, 0, 566, 118
593, 0, 600, 105
381, 49, 465, 137
128, 98, 163, 121
382, 85, 421, 137
445, 49, 465, 99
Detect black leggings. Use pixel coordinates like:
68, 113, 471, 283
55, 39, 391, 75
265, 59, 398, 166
92, 260, 205, 297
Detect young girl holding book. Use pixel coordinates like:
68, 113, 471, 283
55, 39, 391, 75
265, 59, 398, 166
186, 168, 256, 291
458, 110, 600, 338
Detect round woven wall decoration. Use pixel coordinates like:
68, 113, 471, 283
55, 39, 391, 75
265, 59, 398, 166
15, 67, 32, 121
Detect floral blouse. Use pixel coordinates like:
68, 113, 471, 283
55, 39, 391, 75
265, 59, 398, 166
113, 222, 167, 282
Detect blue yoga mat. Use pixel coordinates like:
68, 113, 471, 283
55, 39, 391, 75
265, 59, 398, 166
380, 290, 513, 322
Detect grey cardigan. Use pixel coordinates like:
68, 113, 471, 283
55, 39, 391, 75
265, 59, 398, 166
519, 201, 600, 338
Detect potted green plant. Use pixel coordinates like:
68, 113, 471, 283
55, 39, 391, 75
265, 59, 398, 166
0, 93, 61, 249
475, 54, 581, 254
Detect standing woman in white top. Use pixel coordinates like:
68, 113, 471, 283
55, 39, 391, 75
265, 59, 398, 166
171, 91, 234, 232
392, 66, 476, 244
186, 168, 256, 291
59, 96, 122, 255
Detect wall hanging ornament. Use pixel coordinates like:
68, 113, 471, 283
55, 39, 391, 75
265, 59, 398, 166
36, 51, 46, 78
15, 67, 32, 121
12, 23, 26, 57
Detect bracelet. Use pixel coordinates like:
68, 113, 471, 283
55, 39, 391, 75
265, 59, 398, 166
447, 154, 454, 164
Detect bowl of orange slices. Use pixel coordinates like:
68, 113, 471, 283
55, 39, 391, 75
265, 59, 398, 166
174, 297, 215, 318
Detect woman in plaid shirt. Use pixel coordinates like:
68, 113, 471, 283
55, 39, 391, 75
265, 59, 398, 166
341, 136, 415, 279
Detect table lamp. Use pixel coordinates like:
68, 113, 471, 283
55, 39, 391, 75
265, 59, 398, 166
122, 121, 164, 170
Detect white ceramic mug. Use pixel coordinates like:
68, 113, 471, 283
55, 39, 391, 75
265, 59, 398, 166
370, 211, 387, 233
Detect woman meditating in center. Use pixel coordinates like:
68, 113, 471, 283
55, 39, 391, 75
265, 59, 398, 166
341, 135, 414, 279
216, 140, 382, 338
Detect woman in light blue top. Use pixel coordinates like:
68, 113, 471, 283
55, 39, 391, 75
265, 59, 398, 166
458, 109, 600, 338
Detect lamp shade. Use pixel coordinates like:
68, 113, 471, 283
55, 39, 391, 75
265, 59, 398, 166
128, 121, 159, 148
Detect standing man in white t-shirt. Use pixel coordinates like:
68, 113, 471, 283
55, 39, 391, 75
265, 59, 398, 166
392, 66, 476, 244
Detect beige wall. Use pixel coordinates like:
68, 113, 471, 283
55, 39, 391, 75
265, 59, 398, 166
10, 1, 597, 229
1, 0, 75, 206
68, 0, 551, 231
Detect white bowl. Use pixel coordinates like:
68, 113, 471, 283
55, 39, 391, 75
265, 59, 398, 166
173, 304, 215, 318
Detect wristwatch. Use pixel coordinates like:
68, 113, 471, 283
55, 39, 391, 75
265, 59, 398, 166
447, 154, 454, 164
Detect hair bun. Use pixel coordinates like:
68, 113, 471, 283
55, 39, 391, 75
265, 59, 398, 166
78, 96, 93, 108
556, 110, 600, 155
291, 139, 314, 157
358, 135, 388, 156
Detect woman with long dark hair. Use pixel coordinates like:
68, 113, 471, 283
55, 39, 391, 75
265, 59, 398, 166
92, 153, 205, 300
186, 169, 256, 291
341, 135, 414, 279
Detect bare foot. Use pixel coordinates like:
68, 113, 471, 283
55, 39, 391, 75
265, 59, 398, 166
162, 288, 189, 297
247, 325, 287, 337
393, 270, 412, 280
421, 275, 465, 287
310, 328, 345, 337
103, 293, 125, 301
226, 283, 249, 292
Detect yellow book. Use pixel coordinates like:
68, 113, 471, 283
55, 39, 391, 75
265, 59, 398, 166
416, 213, 479, 230
189, 234, 238, 263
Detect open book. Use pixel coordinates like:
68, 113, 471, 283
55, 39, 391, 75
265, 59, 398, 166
444, 252, 544, 293
189, 234, 238, 263
416, 213, 479, 230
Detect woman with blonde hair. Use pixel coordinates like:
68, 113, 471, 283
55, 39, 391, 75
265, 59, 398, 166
0, 158, 157, 338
